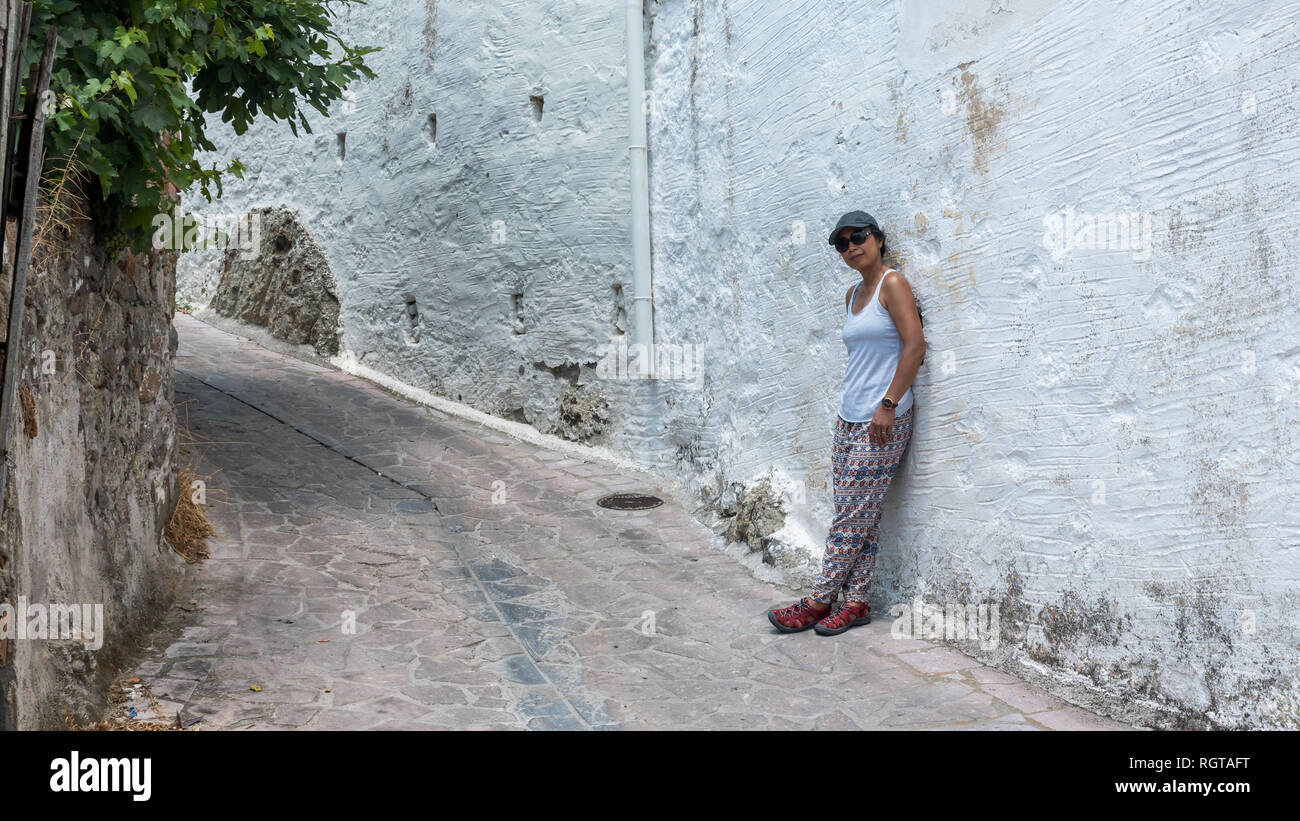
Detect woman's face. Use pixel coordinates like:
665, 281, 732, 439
836, 226, 882, 271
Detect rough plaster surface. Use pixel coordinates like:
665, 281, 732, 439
0, 216, 185, 729
175, 0, 1300, 728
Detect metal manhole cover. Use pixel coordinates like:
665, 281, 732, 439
596, 493, 663, 510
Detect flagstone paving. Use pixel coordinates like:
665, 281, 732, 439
118, 314, 1132, 731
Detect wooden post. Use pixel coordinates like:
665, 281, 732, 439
0, 7, 57, 521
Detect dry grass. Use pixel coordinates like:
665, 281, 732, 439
18, 382, 35, 437
165, 410, 224, 563
165, 465, 216, 563
29, 131, 92, 280
64, 676, 192, 731
19, 131, 119, 392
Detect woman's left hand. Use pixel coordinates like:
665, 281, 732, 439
869, 405, 896, 445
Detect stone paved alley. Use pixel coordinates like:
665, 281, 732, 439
120, 315, 1132, 730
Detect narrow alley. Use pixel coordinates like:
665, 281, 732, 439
120, 315, 1131, 731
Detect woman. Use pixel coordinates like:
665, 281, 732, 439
767, 210, 925, 636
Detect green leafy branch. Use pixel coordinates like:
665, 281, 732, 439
26, 0, 381, 258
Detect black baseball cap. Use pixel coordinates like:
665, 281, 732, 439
827, 210, 880, 245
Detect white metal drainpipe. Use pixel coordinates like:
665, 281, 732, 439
626, 0, 655, 377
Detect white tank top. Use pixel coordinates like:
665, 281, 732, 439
839, 269, 914, 422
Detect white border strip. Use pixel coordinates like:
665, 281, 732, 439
329, 348, 692, 500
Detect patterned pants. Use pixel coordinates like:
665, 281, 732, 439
811, 406, 915, 605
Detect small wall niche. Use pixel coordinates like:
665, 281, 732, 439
511, 291, 525, 335
611, 282, 627, 335
529, 95, 544, 123
426, 113, 437, 146
336, 132, 347, 162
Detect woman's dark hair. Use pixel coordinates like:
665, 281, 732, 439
869, 225, 888, 261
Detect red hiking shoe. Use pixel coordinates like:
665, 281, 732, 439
767, 597, 833, 633
814, 601, 871, 635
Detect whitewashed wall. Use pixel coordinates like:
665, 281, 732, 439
177, 0, 1300, 728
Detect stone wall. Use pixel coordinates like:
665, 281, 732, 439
207, 206, 341, 356
0, 210, 184, 730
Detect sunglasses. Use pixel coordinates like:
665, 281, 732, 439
833, 228, 874, 253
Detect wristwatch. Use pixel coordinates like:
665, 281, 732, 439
881, 396, 897, 410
